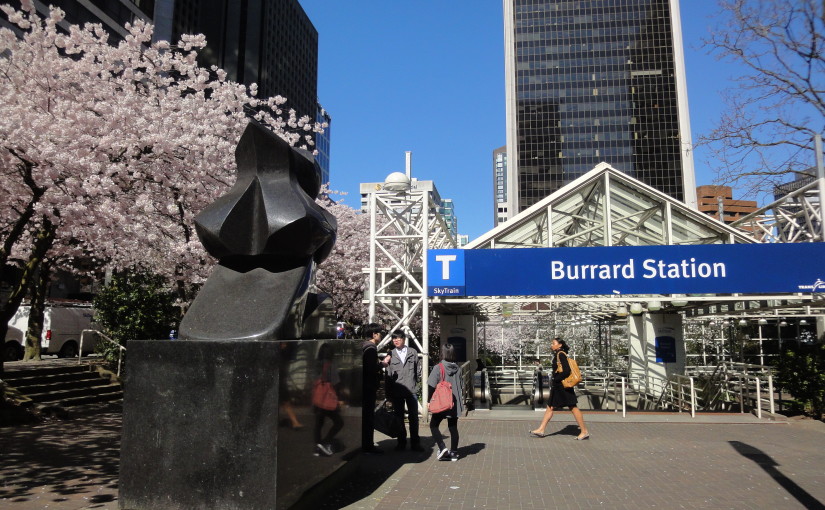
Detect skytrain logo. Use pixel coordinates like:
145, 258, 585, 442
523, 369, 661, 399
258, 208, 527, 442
798, 279, 825, 292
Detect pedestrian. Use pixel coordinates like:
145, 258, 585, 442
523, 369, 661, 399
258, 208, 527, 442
361, 323, 386, 454
529, 338, 590, 440
385, 329, 424, 452
427, 343, 464, 461
312, 343, 343, 457
278, 341, 303, 430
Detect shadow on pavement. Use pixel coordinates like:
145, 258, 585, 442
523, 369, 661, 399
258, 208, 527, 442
548, 424, 580, 437
729, 440, 825, 510
294, 437, 436, 510
457, 442, 486, 458
0, 405, 121, 508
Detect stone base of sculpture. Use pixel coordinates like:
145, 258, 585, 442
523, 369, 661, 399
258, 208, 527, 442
119, 338, 362, 510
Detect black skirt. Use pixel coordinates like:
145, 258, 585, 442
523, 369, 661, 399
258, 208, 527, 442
549, 382, 578, 409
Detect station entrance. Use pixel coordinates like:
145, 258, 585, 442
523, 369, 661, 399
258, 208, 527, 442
365, 163, 825, 419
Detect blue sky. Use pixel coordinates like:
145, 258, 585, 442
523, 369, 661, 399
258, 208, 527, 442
300, 1, 737, 241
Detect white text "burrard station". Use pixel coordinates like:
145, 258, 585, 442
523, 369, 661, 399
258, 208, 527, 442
551, 258, 727, 280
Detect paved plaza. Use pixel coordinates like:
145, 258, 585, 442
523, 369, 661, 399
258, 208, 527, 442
1, 408, 823, 510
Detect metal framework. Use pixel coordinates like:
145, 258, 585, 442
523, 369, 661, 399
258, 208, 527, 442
452, 163, 806, 320
732, 180, 823, 243
366, 184, 456, 417
732, 134, 825, 243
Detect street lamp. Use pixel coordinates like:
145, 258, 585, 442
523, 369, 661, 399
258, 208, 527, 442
671, 294, 689, 307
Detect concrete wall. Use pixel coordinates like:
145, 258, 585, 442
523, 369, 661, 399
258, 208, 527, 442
628, 313, 685, 397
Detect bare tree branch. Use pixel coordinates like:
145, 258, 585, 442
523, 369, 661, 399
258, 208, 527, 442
698, 0, 825, 195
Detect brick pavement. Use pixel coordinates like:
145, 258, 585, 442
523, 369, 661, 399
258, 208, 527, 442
321, 413, 825, 510
1, 407, 823, 510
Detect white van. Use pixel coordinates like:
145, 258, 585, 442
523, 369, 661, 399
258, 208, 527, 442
3, 303, 99, 361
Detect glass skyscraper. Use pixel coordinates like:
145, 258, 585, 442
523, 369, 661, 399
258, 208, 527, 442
493, 146, 509, 226
503, 0, 696, 216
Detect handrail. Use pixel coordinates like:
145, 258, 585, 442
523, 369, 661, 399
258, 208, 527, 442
80, 329, 125, 377
606, 375, 627, 417
458, 360, 473, 414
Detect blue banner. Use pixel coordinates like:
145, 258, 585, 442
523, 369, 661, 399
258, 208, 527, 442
427, 243, 825, 297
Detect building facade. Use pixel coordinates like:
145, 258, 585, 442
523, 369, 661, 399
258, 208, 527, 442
155, 0, 318, 122
696, 185, 757, 225
315, 104, 332, 185
503, 0, 697, 217
493, 146, 509, 226
1, 0, 154, 43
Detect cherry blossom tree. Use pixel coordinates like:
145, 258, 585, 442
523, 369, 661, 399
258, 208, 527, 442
314, 194, 371, 325
0, 2, 324, 368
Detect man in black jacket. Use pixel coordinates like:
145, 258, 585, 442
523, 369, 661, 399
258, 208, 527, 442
361, 323, 386, 454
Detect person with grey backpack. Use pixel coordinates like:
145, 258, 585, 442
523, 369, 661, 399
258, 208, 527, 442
427, 343, 464, 461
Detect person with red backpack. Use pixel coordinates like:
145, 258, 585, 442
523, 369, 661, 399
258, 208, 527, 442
427, 343, 464, 461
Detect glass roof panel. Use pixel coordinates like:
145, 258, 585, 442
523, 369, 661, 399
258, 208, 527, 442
496, 210, 548, 248
671, 209, 727, 244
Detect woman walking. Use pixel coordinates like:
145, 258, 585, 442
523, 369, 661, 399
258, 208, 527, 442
427, 343, 464, 461
529, 338, 590, 440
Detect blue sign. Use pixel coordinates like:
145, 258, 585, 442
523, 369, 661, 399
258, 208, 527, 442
427, 249, 465, 296
427, 243, 825, 297
655, 337, 677, 363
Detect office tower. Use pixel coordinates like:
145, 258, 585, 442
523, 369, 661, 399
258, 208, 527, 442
503, 0, 697, 217
1, 0, 153, 43
315, 103, 332, 185
153, 0, 331, 181
440, 199, 458, 238
155, 0, 319, 122
493, 146, 508, 226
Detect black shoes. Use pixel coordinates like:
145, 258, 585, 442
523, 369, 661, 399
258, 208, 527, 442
362, 446, 384, 455
410, 444, 426, 452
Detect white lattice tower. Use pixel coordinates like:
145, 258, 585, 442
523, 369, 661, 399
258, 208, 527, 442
366, 184, 456, 419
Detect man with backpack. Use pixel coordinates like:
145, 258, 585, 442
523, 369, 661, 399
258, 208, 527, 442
385, 329, 424, 452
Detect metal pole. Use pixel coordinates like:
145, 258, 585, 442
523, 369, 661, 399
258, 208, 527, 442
815, 134, 825, 241
767, 375, 775, 415
621, 377, 626, 418
422, 191, 430, 423
368, 192, 377, 321
755, 377, 762, 419
690, 376, 696, 418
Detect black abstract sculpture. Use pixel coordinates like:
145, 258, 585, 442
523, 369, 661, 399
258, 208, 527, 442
179, 120, 337, 341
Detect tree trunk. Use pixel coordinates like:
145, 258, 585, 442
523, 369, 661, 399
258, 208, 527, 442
23, 262, 50, 362
0, 220, 56, 375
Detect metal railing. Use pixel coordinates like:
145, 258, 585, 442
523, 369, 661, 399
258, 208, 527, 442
486, 366, 535, 406
605, 375, 627, 417
80, 329, 125, 376
458, 360, 473, 414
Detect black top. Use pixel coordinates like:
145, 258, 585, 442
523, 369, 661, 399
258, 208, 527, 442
361, 341, 381, 392
552, 351, 571, 384
549, 351, 578, 409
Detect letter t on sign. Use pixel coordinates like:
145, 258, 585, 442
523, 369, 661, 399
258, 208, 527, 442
435, 255, 457, 279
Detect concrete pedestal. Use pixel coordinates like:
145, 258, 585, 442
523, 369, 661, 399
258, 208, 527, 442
119, 338, 361, 510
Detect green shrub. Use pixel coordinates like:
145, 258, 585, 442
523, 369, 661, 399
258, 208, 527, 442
776, 342, 825, 418
93, 270, 179, 366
